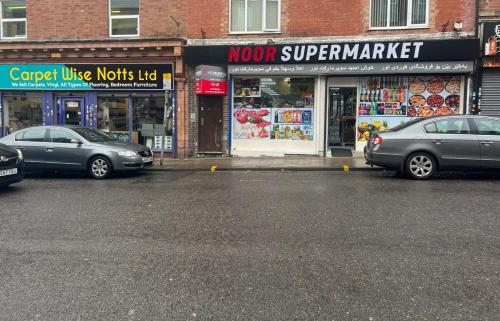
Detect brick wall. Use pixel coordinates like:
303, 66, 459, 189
480, 0, 500, 19
26, 0, 186, 41
187, 0, 477, 39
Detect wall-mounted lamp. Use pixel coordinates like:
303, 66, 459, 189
454, 20, 463, 32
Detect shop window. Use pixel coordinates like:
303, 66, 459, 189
132, 96, 172, 149
233, 77, 315, 141
109, 0, 139, 37
1, 0, 26, 39
230, 0, 280, 33
473, 118, 500, 136
370, 0, 428, 29
97, 97, 129, 141
2, 93, 42, 134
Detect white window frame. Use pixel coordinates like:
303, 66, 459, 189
1, 0, 27, 40
369, 0, 430, 30
229, 0, 281, 34
109, 0, 140, 37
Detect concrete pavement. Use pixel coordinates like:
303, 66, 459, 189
151, 155, 375, 171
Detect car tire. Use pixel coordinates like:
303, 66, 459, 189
405, 152, 436, 180
88, 156, 112, 179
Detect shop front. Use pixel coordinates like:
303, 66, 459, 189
185, 38, 479, 157
0, 63, 175, 151
480, 21, 500, 116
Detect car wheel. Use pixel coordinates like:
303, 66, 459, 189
89, 156, 112, 179
405, 152, 436, 180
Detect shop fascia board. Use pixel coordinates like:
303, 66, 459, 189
187, 32, 471, 46
0, 38, 186, 51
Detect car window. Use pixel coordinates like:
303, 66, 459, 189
425, 119, 470, 135
388, 118, 426, 132
15, 128, 46, 142
49, 129, 77, 143
71, 127, 114, 142
473, 118, 500, 135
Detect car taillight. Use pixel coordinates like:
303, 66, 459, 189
371, 136, 383, 145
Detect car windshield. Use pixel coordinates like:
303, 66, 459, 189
388, 118, 427, 132
72, 127, 115, 142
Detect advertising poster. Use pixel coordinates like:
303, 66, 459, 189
356, 75, 463, 142
233, 108, 271, 139
270, 108, 314, 141
407, 75, 461, 117
357, 116, 416, 142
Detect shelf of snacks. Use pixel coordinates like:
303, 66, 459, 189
358, 76, 409, 117
270, 108, 314, 141
408, 76, 462, 117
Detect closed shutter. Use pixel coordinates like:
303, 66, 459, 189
481, 70, 500, 116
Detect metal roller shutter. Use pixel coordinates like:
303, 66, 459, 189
481, 70, 500, 116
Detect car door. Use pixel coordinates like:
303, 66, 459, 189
423, 118, 481, 169
13, 127, 49, 170
44, 128, 86, 170
471, 117, 500, 169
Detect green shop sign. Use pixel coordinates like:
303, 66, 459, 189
0, 64, 174, 90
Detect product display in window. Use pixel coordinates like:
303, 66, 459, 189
358, 76, 408, 116
232, 77, 316, 142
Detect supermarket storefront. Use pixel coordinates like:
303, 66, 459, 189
184, 38, 479, 157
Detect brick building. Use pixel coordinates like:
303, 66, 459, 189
0, 0, 187, 157
184, 0, 479, 158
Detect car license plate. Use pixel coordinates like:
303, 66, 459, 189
0, 168, 17, 177
142, 157, 153, 163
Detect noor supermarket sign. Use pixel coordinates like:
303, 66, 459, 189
184, 39, 479, 65
0, 63, 174, 90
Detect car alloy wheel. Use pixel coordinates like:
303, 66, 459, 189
407, 153, 435, 179
89, 157, 111, 179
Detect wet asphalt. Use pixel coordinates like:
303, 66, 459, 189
0, 170, 499, 321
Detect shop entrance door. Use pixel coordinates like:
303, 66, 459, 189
198, 96, 223, 153
328, 88, 357, 147
59, 97, 85, 126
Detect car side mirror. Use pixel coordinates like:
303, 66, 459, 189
71, 139, 83, 145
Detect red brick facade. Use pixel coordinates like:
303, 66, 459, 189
26, 0, 186, 40
480, 0, 500, 19
186, 0, 477, 39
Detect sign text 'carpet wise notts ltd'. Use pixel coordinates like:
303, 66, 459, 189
0, 64, 174, 90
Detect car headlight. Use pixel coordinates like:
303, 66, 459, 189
16, 148, 23, 160
118, 150, 137, 157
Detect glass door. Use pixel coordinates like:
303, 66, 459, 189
59, 97, 85, 126
328, 88, 357, 147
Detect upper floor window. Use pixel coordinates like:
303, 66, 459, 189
1, 0, 26, 39
230, 0, 280, 33
370, 0, 428, 29
109, 0, 139, 37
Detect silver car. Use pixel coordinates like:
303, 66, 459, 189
365, 115, 500, 179
0, 126, 153, 179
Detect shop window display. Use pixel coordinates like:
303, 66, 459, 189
356, 75, 463, 143
2, 93, 42, 134
232, 77, 315, 141
132, 96, 172, 149
97, 97, 129, 141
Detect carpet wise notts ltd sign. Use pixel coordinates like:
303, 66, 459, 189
0, 64, 174, 90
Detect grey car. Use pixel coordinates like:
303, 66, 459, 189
365, 115, 500, 179
0, 126, 153, 179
